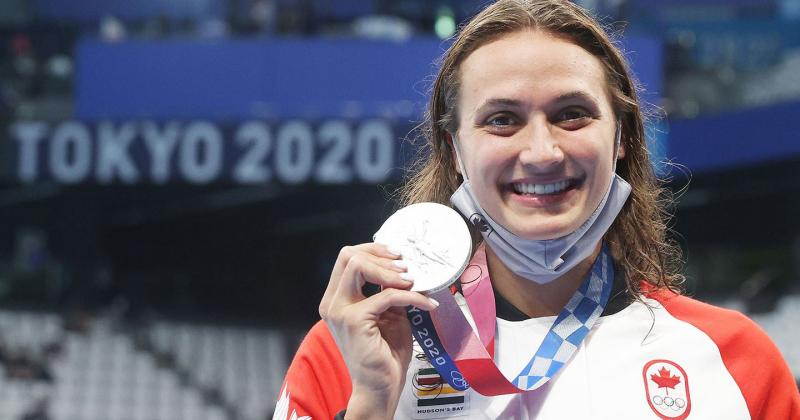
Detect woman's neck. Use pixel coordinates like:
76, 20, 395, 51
485, 242, 602, 318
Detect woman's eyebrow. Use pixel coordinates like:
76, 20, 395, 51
473, 98, 526, 116
554, 91, 600, 106
474, 92, 600, 116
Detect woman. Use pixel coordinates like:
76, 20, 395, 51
275, 1, 800, 419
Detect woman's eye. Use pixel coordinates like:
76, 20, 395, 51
554, 107, 594, 129
557, 107, 591, 122
486, 114, 516, 127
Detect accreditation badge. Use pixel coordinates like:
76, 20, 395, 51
374, 202, 472, 294
408, 343, 470, 419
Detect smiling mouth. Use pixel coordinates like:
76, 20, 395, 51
510, 179, 576, 196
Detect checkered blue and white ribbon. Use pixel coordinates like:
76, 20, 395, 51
512, 249, 611, 389
408, 244, 613, 395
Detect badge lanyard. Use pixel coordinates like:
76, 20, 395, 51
406, 243, 613, 396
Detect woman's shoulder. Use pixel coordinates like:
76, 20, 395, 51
291, 320, 350, 381
645, 287, 768, 344
296, 320, 340, 355
644, 287, 799, 420
276, 321, 351, 420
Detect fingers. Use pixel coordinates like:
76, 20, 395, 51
326, 288, 438, 329
337, 253, 414, 301
320, 243, 409, 319
367, 242, 405, 259
360, 288, 439, 316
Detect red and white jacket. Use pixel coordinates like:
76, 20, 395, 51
274, 288, 800, 420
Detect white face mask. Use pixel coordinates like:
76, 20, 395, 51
449, 123, 632, 284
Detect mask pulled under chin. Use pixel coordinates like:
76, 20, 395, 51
449, 173, 632, 284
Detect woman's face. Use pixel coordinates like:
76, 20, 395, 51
454, 30, 622, 240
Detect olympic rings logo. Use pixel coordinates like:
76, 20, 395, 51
450, 371, 468, 389
651, 395, 686, 411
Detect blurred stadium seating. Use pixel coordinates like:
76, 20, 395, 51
0, 309, 300, 419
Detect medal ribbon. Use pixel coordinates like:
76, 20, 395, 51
406, 243, 613, 396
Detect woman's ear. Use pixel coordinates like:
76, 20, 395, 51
614, 121, 625, 160
446, 132, 462, 175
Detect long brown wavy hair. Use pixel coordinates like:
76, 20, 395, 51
398, 0, 684, 296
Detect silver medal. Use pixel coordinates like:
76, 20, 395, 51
374, 202, 472, 294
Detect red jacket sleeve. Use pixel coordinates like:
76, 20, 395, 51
274, 320, 352, 420
650, 289, 800, 420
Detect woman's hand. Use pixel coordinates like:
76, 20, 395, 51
319, 243, 439, 419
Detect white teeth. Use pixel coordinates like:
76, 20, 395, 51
513, 180, 569, 195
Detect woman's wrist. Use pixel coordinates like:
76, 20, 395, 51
345, 386, 400, 420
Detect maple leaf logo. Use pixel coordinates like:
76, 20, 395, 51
273, 385, 312, 420
650, 366, 681, 395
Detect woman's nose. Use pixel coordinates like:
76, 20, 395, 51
517, 124, 564, 168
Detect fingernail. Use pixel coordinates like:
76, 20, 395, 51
387, 245, 402, 256
428, 298, 440, 308
399, 272, 414, 283
392, 260, 408, 270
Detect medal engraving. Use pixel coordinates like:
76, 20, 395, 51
402, 219, 455, 269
